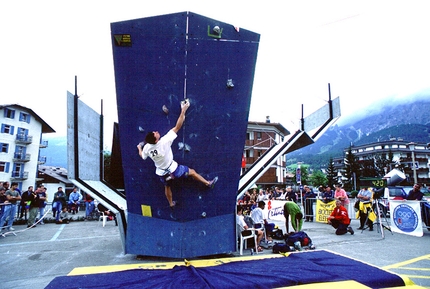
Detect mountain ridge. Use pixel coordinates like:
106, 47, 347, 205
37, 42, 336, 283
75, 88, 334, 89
287, 98, 430, 168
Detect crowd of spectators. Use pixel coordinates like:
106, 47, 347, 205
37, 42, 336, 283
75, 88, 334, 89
0, 181, 117, 231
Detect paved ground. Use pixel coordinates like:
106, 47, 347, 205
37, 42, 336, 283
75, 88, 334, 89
1, 211, 430, 289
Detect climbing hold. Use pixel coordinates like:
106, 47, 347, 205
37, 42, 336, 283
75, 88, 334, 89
162, 105, 169, 114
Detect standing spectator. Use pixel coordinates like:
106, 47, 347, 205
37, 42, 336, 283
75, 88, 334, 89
250, 189, 257, 203
327, 200, 354, 235
52, 187, 67, 221
68, 187, 82, 214
36, 185, 47, 225
286, 186, 297, 202
27, 188, 39, 228
2, 181, 10, 191
256, 189, 265, 202
85, 193, 95, 219
407, 184, 424, 201
334, 184, 349, 207
0, 182, 21, 232
0, 187, 7, 220
19, 186, 33, 220
407, 184, 427, 223
321, 185, 334, 203
303, 186, 316, 222
356, 187, 373, 231
279, 188, 287, 200
283, 201, 303, 233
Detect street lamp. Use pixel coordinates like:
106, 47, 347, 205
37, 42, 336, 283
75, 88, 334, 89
408, 142, 418, 184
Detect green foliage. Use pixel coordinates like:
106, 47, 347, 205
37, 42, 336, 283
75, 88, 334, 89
309, 170, 327, 187
343, 146, 360, 191
288, 164, 309, 185
103, 151, 112, 182
326, 157, 338, 186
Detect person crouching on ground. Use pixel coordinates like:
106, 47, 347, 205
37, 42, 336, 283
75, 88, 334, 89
56, 207, 70, 224
327, 200, 354, 235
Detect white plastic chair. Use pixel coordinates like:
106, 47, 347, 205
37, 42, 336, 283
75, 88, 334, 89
237, 224, 259, 255
99, 212, 108, 227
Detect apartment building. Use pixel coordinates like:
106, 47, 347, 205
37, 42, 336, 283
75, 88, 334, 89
243, 118, 290, 186
0, 104, 55, 191
333, 139, 430, 184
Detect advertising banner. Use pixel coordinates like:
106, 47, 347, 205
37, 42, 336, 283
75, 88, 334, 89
390, 200, 423, 237
266, 200, 288, 222
315, 200, 336, 223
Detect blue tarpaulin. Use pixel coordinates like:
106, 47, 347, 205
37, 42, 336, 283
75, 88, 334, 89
46, 250, 406, 289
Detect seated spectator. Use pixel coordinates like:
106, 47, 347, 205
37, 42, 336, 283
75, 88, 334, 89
97, 203, 117, 226
68, 187, 82, 214
283, 201, 303, 233
334, 184, 349, 207
236, 205, 263, 252
327, 200, 354, 235
56, 207, 70, 224
250, 201, 275, 243
52, 187, 67, 221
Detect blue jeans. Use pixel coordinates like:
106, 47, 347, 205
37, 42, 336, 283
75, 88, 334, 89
38, 207, 45, 223
0, 204, 17, 230
85, 201, 94, 217
53, 202, 63, 221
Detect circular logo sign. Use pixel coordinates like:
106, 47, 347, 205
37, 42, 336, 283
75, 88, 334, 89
393, 203, 418, 233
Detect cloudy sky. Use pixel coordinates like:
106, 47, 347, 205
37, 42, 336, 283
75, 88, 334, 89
1, 0, 429, 149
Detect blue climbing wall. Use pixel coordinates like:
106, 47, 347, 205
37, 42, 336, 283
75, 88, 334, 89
111, 12, 260, 258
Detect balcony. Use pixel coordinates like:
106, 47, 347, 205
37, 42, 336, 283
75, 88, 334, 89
16, 134, 33, 144
13, 153, 31, 163
11, 171, 29, 180
40, 140, 48, 148
38, 156, 47, 164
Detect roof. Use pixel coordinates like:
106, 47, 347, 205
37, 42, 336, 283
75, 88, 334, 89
0, 104, 56, 133
247, 121, 290, 136
38, 165, 72, 184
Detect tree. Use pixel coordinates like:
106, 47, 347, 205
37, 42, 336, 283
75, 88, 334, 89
103, 151, 112, 183
309, 170, 327, 188
343, 146, 360, 191
360, 157, 378, 178
325, 157, 338, 186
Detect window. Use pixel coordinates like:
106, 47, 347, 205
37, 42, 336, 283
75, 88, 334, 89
4, 108, 15, 119
19, 112, 31, 123
257, 132, 262, 140
0, 161, 10, 172
1, 124, 14, 135
12, 163, 23, 177
17, 127, 28, 137
0, 143, 8, 153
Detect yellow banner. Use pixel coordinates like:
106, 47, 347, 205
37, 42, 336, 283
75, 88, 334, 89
316, 200, 336, 223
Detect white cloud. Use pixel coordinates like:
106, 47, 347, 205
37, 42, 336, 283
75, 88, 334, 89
1, 0, 429, 147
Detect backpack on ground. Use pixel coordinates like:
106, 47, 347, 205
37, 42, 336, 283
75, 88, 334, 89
272, 243, 291, 254
270, 228, 284, 240
284, 231, 312, 247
